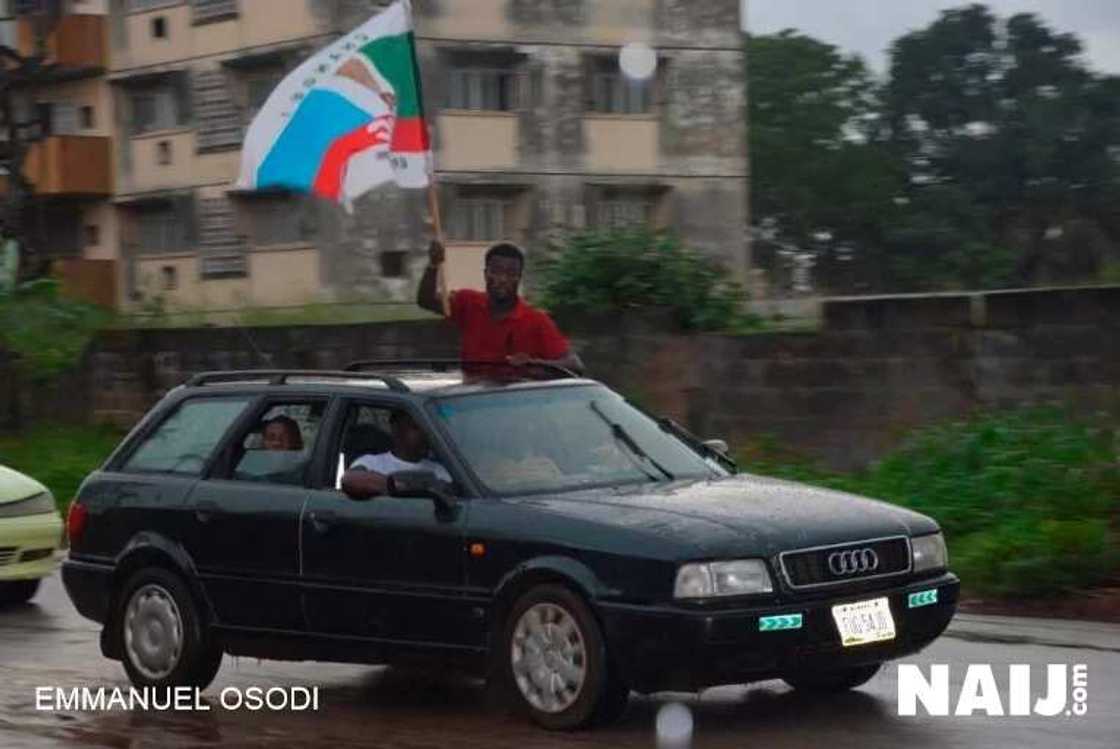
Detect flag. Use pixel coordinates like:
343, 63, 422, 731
237, 0, 432, 203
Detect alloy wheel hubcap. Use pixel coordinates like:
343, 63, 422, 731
124, 583, 183, 681
510, 602, 587, 714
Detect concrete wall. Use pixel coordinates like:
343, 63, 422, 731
4, 286, 1110, 470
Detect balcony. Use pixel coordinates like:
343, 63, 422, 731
437, 112, 519, 171
18, 14, 107, 70
23, 135, 112, 196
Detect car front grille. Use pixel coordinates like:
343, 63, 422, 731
0, 547, 17, 566
779, 536, 911, 590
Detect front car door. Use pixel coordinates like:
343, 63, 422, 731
300, 398, 478, 652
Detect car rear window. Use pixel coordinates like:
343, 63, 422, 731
123, 397, 253, 476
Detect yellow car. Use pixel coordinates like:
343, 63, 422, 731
0, 465, 63, 605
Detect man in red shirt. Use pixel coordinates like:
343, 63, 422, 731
416, 240, 583, 374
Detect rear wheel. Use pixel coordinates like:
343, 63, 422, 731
783, 663, 882, 693
0, 579, 41, 606
116, 568, 222, 691
500, 584, 629, 730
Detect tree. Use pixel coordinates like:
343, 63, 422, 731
885, 4, 1120, 286
748, 31, 905, 293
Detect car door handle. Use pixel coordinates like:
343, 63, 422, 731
194, 500, 222, 523
308, 510, 337, 533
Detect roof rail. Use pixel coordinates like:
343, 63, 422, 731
186, 370, 410, 392
343, 359, 579, 379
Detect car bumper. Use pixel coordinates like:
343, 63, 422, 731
0, 512, 63, 582
599, 572, 960, 693
61, 557, 114, 624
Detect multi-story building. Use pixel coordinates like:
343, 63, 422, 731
1, 0, 116, 304
10, 0, 748, 311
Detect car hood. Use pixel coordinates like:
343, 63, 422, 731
523, 473, 939, 559
0, 465, 49, 505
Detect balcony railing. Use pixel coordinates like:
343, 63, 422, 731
22, 135, 112, 196
17, 14, 107, 69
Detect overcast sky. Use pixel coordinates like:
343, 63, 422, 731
744, 0, 1120, 75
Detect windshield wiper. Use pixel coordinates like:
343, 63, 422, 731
589, 401, 675, 481
657, 417, 738, 473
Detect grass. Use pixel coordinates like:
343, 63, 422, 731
738, 407, 1120, 598
0, 424, 125, 514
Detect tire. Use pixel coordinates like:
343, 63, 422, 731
0, 579, 41, 606
115, 567, 222, 691
499, 584, 629, 731
783, 663, 882, 693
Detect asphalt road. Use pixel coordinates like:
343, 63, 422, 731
1, 572, 1117, 749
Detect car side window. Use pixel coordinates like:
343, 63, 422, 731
229, 401, 325, 486
123, 397, 253, 476
333, 404, 452, 490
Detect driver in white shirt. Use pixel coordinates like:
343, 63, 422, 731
341, 410, 450, 499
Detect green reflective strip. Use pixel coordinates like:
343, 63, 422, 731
759, 613, 803, 631
908, 589, 939, 608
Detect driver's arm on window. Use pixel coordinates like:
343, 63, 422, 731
340, 467, 389, 500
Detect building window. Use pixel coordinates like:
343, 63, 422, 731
156, 140, 172, 165
80, 105, 95, 129
592, 189, 664, 230
450, 198, 506, 242
161, 265, 178, 290
588, 56, 656, 115
151, 16, 167, 38
244, 72, 283, 124
136, 207, 187, 254
128, 0, 179, 10
246, 193, 316, 247
448, 67, 517, 111
84, 224, 100, 246
380, 251, 407, 278
129, 85, 183, 135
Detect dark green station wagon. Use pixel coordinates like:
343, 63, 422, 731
62, 362, 958, 730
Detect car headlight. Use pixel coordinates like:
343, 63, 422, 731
911, 532, 948, 573
675, 559, 773, 599
0, 491, 56, 518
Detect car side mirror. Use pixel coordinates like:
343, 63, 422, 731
703, 439, 730, 456
386, 470, 457, 514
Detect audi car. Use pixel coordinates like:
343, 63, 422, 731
0, 465, 63, 606
61, 363, 959, 730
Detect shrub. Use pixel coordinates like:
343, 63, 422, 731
0, 279, 110, 381
739, 407, 1120, 597
535, 229, 747, 331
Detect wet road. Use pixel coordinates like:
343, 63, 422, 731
1, 573, 1117, 748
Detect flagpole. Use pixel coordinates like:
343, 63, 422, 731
427, 182, 450, 317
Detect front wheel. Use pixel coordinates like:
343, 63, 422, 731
500, 584, 629, 730
115, 568, 222, 691
783, 663, 882, 693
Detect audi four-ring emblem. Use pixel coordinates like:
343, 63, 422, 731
828, 548, 880, 576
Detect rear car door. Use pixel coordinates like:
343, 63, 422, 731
182, 396, 330, 632
300, 399, 476, 649
89, 394, 257, 582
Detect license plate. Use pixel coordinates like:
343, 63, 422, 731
831, 597, 896, 647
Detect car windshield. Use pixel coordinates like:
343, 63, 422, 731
430, 384, 728, 495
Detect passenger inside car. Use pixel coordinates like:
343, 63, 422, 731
261, 416, 303, 451
340, 410, 451, 499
